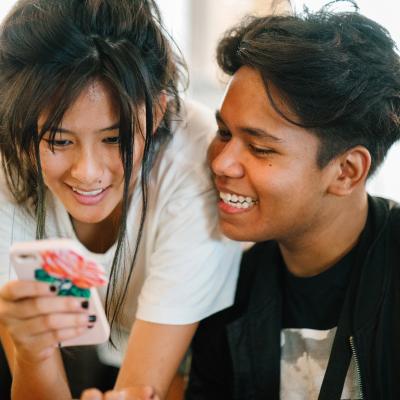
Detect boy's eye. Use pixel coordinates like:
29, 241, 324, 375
249, 144, 274, 155
103, 136, 120, 144
216, 129, 231, 141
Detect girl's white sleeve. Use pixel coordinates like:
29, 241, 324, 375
136, 163, 241, 324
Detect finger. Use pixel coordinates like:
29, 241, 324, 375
118, 386, 156, 400
4, 295, 88, 320
11, 312, 93, 337
135, 386, 155, 399
80, 388, 103, 400
13, 325, 88, 353
0, 280, 56, 301
104, 391, 124, 400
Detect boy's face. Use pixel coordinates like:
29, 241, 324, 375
209, 66, 337, 243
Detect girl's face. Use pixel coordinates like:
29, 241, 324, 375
38, 80, 143, 226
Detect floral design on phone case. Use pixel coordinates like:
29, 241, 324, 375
34, 250, 107, 298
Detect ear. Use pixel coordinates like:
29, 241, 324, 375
327, 146, 371, 196
152, 92, 168, 134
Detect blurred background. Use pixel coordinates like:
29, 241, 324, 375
0, 0, 399, 201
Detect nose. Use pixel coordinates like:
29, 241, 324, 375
70, 147, 104, 186
209, 139, 244, 179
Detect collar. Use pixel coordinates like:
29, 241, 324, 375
351, 195, 395, 331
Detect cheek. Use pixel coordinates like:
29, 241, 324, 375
254, 164, 310, 206
107, 155, 125, 181
39, 147, 67, 182
207, 139, 221, 169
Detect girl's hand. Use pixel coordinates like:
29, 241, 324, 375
80, 386, 159, 400
0, 280, 92, 363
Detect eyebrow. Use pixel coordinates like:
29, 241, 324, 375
46, 123, 120, 134
215, 110, 283, 143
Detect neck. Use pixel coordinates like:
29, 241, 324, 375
72, 205, 122, 253
279, 192, 368, 277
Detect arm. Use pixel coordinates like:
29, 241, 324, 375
80, 320, 197, 400
115, 319, 198, 399
0, 280, 91, 400
12, 345, 70, 400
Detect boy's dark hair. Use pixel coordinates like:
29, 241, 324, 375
0, 0, 185, 341
217, 8, 400, 175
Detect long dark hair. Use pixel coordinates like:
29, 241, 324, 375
0, 0, 186, 342
216, 4, 400, 175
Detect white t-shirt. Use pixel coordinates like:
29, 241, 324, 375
0, 100, 241, 365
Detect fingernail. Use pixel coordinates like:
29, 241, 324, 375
88, 315, 96, 323
81, 300, 89, 309
49, 285, 57, 292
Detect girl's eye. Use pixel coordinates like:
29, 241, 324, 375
44, 139, 72, 147
216, 129, 231, 141
103, 136, 120, 144
249, 144, 274, 156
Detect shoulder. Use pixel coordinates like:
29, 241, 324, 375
370, 195, 400, 240
149, 99, 216, 193
162, 99, 216, 166
0, 183, 36, 238
388, 200, 400, 244
175, 98, 216, 138
0, 174, 25, 222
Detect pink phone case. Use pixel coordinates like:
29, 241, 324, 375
10, 239, 110, 347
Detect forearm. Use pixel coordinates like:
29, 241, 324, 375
12, 350, 71, 400
116, 320, 198, 399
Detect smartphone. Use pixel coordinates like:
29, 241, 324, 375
10, 238, 110, 347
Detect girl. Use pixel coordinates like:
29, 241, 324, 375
0, 1, 240, 399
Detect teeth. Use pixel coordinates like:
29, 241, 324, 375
219, 191, 257, 209
72, 187, 103, 196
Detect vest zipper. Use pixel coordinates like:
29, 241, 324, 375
349, 336, 364, 399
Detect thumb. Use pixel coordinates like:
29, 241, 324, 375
121, 385, 156, 399
81, 388, 103, 400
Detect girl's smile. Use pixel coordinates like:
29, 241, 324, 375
69, 185, 110, 206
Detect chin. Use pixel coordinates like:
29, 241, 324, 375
70, 211, 110, 225
220, 223, 251, 242
220, 222, 271, 243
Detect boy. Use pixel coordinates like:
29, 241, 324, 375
186, 7, 400, 400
